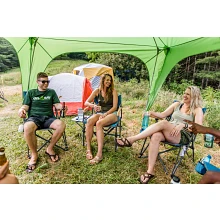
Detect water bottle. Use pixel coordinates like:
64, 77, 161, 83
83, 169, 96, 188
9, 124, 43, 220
195, 154, 212, 175
202, 154, 212, 163
60, 102, 66, 118
204, 134, 214, 148
170, 175, 181, 184
77, 108, 84, 121
140, 112, 149, 132
0, 147, 7, 166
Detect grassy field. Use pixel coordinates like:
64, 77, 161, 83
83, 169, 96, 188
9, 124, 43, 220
0, 60, 219, 184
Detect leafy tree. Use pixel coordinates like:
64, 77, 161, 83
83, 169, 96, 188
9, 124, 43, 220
165, 50, 220, 90
87, 52, 149, 82
0, 38, 19, 72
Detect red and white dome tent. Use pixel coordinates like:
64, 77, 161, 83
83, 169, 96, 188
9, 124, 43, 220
48, 73, 92, 116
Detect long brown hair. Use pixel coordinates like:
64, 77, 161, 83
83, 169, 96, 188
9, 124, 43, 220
188, 86, 203, 114
99, 73, 114, 102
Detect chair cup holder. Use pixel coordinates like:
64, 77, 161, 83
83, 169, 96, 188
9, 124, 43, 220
195, 161, 207, 175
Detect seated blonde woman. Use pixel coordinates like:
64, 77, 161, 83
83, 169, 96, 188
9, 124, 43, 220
117, 86, 204, 183
84, 73, 118, 164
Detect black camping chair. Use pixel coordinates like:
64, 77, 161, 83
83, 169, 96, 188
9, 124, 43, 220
138, 104, 206, 178
23, 108, 68, 158
72, 94, 122, 151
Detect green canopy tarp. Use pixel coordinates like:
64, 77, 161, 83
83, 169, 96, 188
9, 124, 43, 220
5, 37, 220, 110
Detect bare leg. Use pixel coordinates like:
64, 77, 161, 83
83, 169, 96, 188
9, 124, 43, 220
118, 120, 181, 146
0, 174, 19, 184
140, 132, 165, 183
46, 119, 66, 161
24, 121, 38, 165
90, 113, 117, 164
95, 114, 117, 158
86, 115, 100, 158
147, 132, 166, 174
198, 171, 220, 184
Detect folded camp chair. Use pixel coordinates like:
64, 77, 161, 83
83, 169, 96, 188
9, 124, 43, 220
25, 108, 68, 158
138, 105, 206, 177
72, 94, 122, 151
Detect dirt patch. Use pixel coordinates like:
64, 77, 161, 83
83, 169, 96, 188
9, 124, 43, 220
1, 84, 22, 96
0, 85, 22, 117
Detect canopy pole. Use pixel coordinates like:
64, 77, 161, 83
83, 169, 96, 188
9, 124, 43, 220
27, 37, 38, 91
145, 37, 160, 111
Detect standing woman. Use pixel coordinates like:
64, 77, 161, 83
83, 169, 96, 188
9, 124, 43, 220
85, 73, 118, 164
116, 86, 204, 183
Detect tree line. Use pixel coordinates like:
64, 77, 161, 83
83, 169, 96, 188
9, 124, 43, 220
0, 37, 219, 90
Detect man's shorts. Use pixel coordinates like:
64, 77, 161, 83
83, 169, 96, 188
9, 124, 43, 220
24, 116, 56, 129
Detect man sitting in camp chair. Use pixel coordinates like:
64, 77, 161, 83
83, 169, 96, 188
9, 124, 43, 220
18, 72, 66, 172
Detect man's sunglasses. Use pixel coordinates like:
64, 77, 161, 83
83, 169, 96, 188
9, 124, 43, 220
38, 80, 50, 84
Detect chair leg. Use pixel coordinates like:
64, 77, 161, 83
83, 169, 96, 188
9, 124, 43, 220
115, 127, 118, 152
61, 130, 68, 151
27, 129, 68, 157
138, 138, 149, 158
82, 122, 86, 146
157, 154, 168, 174
171, 146, 187, 176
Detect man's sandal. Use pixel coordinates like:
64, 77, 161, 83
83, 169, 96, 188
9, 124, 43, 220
45, 151, 59, 162
26, 163, 37, 173
139, 172, 155, 184
116, 138, 132, 147
86, 150, 93, 160
90, 156, 103, 165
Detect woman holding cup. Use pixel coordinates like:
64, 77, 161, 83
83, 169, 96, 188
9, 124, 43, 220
84, 73, 118, 164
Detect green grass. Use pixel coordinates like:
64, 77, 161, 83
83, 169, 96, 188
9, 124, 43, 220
1, 60, 220, 184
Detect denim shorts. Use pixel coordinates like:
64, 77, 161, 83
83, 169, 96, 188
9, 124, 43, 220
96, 111, 117, 115
24, 116, 56, 129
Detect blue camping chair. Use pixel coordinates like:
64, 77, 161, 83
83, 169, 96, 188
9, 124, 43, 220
204, 162, 220, 172
72, 94, 122, 151
138, 103, 206, 178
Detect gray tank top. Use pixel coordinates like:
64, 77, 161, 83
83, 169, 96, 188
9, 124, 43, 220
170, 103, 194, 125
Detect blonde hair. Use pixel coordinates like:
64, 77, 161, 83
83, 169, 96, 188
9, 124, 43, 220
99, 73, 114, 102
187, 86, 203, 114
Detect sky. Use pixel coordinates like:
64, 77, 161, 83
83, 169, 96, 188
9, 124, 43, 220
1, 0, 220, 219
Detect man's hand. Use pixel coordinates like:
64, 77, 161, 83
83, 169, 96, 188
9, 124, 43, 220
214, 137, 220, 146
184, 120, 207, 134
18, 108, 27, 118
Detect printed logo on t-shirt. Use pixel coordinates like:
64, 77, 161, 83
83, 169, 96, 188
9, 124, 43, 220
33, 96, 51, 100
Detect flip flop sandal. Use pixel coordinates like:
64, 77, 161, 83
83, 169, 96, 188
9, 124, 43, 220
45, 151, 59, 162
90, 156, 103, 165
139, 172, 155, 184
86, 150, 93, 160
116, 138, 132, 147
26, 163, 37, 173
